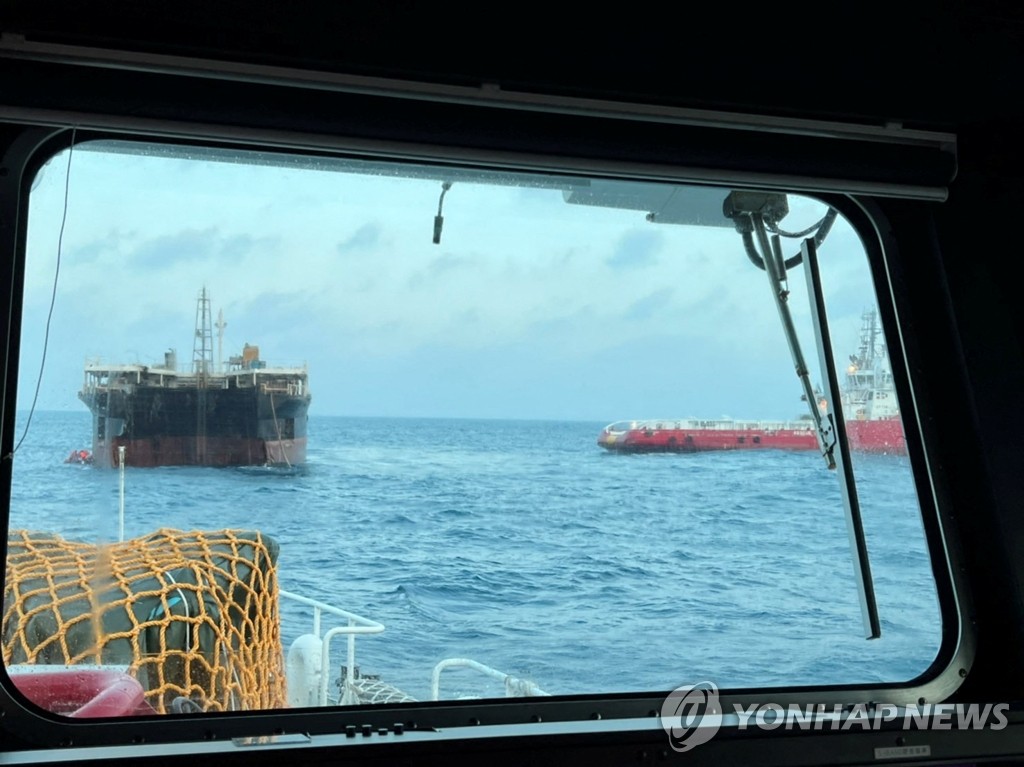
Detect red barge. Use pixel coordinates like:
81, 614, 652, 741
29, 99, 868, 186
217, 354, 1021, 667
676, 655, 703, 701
597, 310, 906, 456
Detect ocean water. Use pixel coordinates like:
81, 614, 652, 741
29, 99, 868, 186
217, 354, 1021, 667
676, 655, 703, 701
5, 411, 941, 702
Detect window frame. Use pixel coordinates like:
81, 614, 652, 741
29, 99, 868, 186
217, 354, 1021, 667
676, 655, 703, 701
0, 116, 971, 755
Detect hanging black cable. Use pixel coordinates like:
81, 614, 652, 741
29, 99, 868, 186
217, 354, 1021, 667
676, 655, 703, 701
7, 127, 76, 461
741, 207, 838, 271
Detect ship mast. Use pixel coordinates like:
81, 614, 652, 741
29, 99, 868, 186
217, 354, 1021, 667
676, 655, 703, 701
192, 287, 213, 464
193, 287, 214, 376
858, 309, 880, 370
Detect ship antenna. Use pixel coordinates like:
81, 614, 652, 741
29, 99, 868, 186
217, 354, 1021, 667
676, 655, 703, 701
870, 309, 880, 367
215, 308, 227, 374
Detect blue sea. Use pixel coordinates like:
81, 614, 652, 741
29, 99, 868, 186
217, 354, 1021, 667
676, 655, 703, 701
6, 411, 941, 702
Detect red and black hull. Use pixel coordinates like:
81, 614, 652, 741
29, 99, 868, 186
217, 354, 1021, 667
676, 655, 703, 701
81, 382, 310, 468
102, 435, 308, 468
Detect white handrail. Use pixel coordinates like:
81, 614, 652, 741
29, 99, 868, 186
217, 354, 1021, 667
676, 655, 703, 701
430, 658, 550, 701
279, 591, 550, 706
279, 589, 385, 706
605, 418, 817, 432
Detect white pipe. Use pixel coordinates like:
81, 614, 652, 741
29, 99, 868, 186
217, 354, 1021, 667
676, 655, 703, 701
117, 446, 126, 541
430, 658, 550, 701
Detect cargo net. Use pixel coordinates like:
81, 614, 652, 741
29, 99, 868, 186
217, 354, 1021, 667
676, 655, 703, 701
2, 529, 286, 714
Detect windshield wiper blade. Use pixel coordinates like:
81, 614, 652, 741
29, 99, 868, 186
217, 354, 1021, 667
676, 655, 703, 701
800, 236, 882, 640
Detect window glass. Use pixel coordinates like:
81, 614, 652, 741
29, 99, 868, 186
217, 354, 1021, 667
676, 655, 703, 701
4, 140, 939, 716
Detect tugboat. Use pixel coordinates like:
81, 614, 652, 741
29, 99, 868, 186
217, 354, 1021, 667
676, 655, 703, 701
78, 288, 311, 468
597, 309, 906, 456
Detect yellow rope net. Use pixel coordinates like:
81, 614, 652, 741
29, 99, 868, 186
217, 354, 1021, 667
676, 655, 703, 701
2, 528, 286, 714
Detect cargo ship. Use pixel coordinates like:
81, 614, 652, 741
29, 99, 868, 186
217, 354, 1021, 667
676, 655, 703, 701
597, 310, 906, 456
78, 289, 311, 468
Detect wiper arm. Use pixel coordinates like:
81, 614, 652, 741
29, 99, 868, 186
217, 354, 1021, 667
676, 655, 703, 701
724, 193, 836, 468
755, 214, 837, 469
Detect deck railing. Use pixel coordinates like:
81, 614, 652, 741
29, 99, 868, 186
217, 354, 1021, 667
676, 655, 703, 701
278, 590, 385, 706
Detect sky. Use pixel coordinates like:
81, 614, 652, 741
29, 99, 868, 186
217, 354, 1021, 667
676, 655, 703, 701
18, 141, 880, 422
